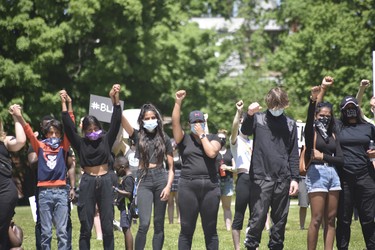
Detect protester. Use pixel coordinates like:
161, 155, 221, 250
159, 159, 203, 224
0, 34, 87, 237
113, 155, 134, 250
14, 90, 74, 250
229, 100, 253, 250
167, 138, 181, 224
304, 80, 344, 249
62, 84, 122, 250
27, 114, 76, 250
121, 102, 174, 250
216, 129, 234, 231
0, 104, 26, 250
241, 87, 299, 250
172, 90, 222, 250
319, 80, 375, 250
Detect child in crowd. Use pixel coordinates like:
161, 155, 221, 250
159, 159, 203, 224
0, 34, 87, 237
114, 156, 135, 250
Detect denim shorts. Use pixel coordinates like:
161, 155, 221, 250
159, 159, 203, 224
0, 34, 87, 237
305, 163, 341, 193
220, 176, 234, 196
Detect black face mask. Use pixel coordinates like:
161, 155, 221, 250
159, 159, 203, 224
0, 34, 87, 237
219, 137, 226, 146
318, 117, 331, 128
344, 108, 357, 118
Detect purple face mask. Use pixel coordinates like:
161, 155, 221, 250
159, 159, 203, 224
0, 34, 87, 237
85, 130, 103, 141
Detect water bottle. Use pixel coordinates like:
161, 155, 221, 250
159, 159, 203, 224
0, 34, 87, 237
369, 140, 375, 161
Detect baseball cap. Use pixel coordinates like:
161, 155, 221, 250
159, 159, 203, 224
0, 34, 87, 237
340, 96, 359, 110
189, 110, 205, 123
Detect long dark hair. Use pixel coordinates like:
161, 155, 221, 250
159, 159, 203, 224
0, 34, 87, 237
137, 103, 166, 169
81, 115, 103, 135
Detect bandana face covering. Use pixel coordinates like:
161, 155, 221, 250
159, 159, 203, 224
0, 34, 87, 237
143, 119, 158, 132
43, 137, 62, 149
318, 117, 331, 128
86, 130, 103, 140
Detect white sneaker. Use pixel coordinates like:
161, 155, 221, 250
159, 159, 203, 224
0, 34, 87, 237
113, 220, 122, 232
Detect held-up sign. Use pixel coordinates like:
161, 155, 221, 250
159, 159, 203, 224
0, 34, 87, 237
296, 121, 306, 150
89, 94, 124, 123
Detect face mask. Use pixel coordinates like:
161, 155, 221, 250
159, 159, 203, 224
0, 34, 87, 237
143, 119, 158, 132
86, 130, 103, 140
269, 109, 284, 117
345, 108, 357, 118
43, 137, 61, 149
318, 117, 331, 128
219, 137, 226, 146
190, 123, 205, 135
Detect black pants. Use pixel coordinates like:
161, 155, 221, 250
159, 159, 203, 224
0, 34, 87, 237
244, 179, 291, 250
232, 173, 251, 230
135, 168, 167, 250
178, 177, 221, 250
0, 174, 18, 250
336, 170, 375, 250
78, 172, 114, 250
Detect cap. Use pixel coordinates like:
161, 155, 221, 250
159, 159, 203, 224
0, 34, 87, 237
340, 96, 359, 110
189, 110, 205, 123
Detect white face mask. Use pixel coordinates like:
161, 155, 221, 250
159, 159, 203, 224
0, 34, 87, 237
143, 119, 158, 132
269, 109, 284, 117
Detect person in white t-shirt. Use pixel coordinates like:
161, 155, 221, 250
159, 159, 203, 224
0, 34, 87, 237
229, 100, 253, 250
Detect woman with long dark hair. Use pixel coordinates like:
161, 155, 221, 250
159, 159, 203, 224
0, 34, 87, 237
121, 103, 174, 250
304, 78, 344, 250
319, 79, 375, 250
61, 84, 122, 250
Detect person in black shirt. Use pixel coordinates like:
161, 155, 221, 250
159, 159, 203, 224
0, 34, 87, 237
172, 90, 222, 250
304, 78, 344, 250
241, 87, 299, 250
121, 102, 174, 250
319, 80, 375, 250
62, 84, 122, 250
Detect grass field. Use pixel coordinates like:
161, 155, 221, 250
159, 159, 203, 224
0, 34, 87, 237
13, 198, 366, 249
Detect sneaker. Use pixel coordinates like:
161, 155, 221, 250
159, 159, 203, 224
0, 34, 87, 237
113, 220, 122, 232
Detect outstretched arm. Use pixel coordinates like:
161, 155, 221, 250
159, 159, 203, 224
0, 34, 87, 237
172, 90, 186, 144
230, 100, 244, 145
356, 79, 370, 107
6, 104, 26, 152
317, 76, 334, 103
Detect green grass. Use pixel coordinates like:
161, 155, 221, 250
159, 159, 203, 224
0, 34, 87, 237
13, 199, 366, 249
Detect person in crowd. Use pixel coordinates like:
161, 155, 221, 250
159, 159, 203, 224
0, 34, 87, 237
14, 90, 74, 250
113, 155, 134, 250
167, 138, 181, 224
355, 79, 374, 123
229, 100, 253, 250
241, 87, 299, 250
172, 90, 222, 250
304, 79, 344, 250
62, 84, 122, 250
27, 114, 76, 250
0, 104, 26, 250
121, 102, 174, 250
318, 80, 375, 250
216, 129, 234, 231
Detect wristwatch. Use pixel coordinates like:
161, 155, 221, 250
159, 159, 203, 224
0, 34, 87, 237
199, 133, 206, 139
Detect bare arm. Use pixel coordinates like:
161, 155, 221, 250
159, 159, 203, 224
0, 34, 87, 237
356, 79, 370, 107
6, 104, 26, 152
67, 154, 76, 200
230, 100, 244, 145
172, 90, 186, 144
317, 76, 334, 103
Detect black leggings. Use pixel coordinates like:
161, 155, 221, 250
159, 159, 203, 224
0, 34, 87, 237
0, 174, 18, 250
232, 173, 251, 230
177, 177, 221, 250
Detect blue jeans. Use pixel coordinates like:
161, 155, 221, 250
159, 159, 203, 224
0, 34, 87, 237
135, 168, 168, 250
38, 187, 69, 250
